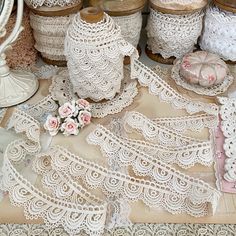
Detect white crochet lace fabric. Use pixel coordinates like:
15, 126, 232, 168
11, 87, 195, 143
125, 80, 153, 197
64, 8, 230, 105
146, 8, 204, 59
34, 145, 221, 217
30, 13, 74, 61
132, 60, 219, 116
112, 12, 142, 48
49, 69, 138, 118
218, 97, 236, 182
25, 0, 80, 8
200, 6, 236, 62
65, 13, 139, 101
171, 60, 234, 96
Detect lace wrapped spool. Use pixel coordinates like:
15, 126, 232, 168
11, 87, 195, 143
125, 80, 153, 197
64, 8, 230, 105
30, 9, 77, 66
89, 0, 146, 64
0, 7, 37, 69
214, 0, 236, 13
146, 0, 205, 64
200, 6, 236, 63
65, 7, 138, 102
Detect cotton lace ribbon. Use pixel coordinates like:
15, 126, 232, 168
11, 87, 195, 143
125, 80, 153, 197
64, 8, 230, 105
146, 8, 204, 59
34, 145, 220, 217
131, 60, 219, 116
65, 13, 139, 101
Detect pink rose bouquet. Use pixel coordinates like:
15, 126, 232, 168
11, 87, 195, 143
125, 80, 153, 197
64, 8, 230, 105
44, 99, 91, 136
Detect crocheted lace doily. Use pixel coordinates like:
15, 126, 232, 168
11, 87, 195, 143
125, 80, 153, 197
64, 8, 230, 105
146, 8, 204, 59
218, 97, 236, 182
65, 13, 138, 101
200, 6, 236, 62
171, 61, 234, 96
132, 60, 219, 116
25, 0, 81, 8
112, 12, 142, 48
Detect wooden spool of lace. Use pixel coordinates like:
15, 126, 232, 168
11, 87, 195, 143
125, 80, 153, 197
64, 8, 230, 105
27, 1, 83, 66
146, 0, 207, 65
89, 0, 146, 64
214, 0, 236, 13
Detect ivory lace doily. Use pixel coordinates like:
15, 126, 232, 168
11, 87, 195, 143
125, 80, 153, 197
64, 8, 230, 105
171, 61, 234, 96
218, 97, 236, 182
146, 8, 204, 59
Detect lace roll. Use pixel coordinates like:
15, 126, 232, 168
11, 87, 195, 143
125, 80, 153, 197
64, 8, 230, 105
30, 13, 74, 62
65, 13, 139, 102
111, 12, 142, 48
146, 8, 204, 59
25, 0, 81, 8
200, 6, 236, 62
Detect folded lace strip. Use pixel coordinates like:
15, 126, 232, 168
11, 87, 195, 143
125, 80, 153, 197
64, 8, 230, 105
131, 60, 219, 116
39, 145, 221, 217
87, 124, 214, 170
0, 139, 107, 236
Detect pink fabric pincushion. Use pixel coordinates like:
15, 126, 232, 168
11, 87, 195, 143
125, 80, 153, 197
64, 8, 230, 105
180, 51, 229, 87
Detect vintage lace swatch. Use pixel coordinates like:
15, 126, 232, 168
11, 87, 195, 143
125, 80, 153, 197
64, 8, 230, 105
65, 13, 138, 101
146, 8, 204, 59
171, 60, 234, 96
132, 60, 219, 116
25, 0, 81, 8
218, 97, 236, 182
112, 12, 142, 48
200, 6, 236, 62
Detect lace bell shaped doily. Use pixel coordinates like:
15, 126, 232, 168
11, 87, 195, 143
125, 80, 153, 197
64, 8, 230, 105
218, 97, 236, 182
171, 60, 234, 96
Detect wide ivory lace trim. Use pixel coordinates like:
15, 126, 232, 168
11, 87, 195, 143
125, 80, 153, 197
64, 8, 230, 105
171, 61, 234, 97
25, 0, 80, 8
49, 69, 138, 118
1, 141, 107, 236
146, 8, 204, 58
65, 13, 139, 101
200, 6, 236, 61
87, 124, 214, 169
112, 12, 142, 48
218, 97, 236, 182
132, 60, 219, 116
34, 145, 220, 217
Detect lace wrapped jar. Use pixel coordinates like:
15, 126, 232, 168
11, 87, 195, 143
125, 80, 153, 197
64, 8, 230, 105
0, 7, 37, 69
200, 6, 236, 62
146, 0, 206, 64
65, 8, 138, 102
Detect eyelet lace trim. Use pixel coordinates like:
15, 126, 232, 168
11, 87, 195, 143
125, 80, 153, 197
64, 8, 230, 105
218, 97, 236, 182
34, 145, 220, 217
123, 111, 207, 146
87, 124, 214, 169
131, 60, 219, 116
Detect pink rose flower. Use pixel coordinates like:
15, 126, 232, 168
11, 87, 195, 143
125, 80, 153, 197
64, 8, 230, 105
44, 115, 60, 136
61, 118, 79, 136
58, 102, 76, 118
78, 110, 91, 127
76, 99, 90, 110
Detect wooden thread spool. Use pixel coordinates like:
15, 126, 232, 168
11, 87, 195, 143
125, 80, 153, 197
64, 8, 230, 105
80, 7, 104, 23
89, 0, 146, 64
214, 0, 236, 13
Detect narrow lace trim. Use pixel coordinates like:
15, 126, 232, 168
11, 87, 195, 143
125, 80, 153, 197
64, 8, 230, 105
87, 125, 214, 169
131, 60, 219, 116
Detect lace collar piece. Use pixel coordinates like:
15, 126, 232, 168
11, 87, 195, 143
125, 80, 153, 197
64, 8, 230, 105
131, 60, 219, 116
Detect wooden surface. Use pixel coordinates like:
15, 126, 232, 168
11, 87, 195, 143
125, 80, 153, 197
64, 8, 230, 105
89, 0, 146, 16
80, 7, 104, 23
214, 0, 236, 13
27, 1, 83, 16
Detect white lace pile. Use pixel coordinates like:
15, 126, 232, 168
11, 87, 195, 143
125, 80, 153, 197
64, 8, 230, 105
25, 0, 80, 8
65, 13, 139, 101
112, 12, 142, 48
218, 97, 236, 182
200, 6, 236, 62
132, 60, 219, 116
34, 145, 220, 217
146, 8, 204, 59
30, 13, 74, 61
171, 60, 234, 96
